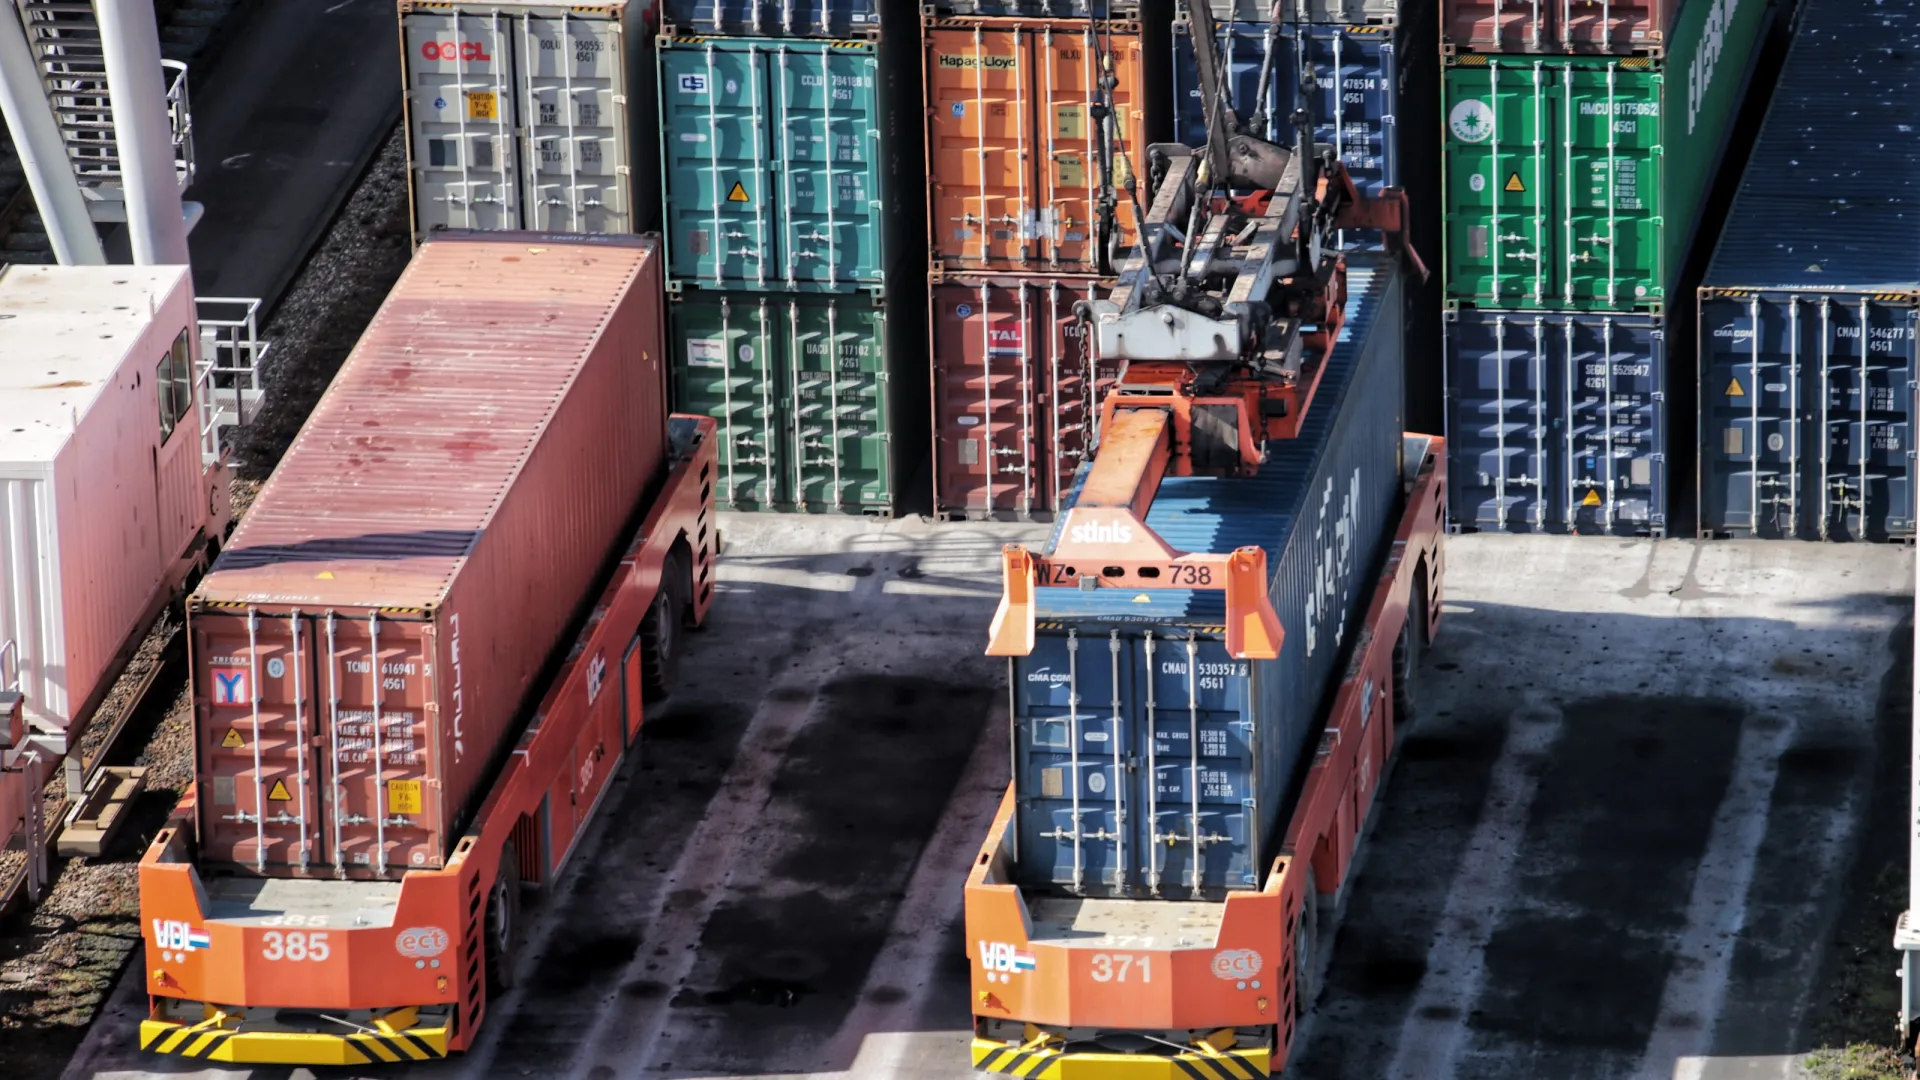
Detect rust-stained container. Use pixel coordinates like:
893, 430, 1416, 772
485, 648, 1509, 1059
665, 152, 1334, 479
923, 16, 1149, 278
1442, 0, 1673, 55
189, 232, 670, 878
931, 276, 1113, 518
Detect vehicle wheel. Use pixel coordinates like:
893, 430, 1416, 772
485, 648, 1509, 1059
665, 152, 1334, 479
1392, 568, 1428, 726
485, 842, 522, 996
1294, 866, 1319, 1015
639, 547, 691, 702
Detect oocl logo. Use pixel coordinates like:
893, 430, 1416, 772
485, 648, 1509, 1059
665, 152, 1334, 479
396, 926, 451, 959
1211, 948, 1263, 983
421, 40, 493, 63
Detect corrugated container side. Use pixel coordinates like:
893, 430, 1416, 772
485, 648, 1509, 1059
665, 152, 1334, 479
1697, 291, 1918, 541
1186, 0, 1397, 24
1441, 0, 1770, 312
658, 34, 917, 293
930, 276, 1111, 519
1009, 256, 1404, 898
192, 234, 669, 876
923, 17, 1149, 277
669, 289, 913, 513
927, 0, 1138, 20
1445, 308, 1666, 535
0, 267, 205, 734
400, 2, 661, 242
1440, 0, 1668, 55
661, 0, 881, 39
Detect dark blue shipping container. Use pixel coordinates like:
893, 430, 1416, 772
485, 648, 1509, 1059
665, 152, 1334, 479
1172, 22, 1400, 239
1445, 310, 1666, 536
1696, 0, 1920, 540
1010, 255, 1405, 899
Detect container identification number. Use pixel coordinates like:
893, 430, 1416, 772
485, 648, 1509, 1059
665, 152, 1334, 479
1089, 953, 1152, 983
261, 931, 330, 962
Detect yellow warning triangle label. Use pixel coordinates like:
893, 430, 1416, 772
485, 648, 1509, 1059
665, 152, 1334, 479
1725, 377, 1745, 397
1581, 489, 1602, 507
727, 181, 750, 203
1504, 172, 1526, 193
221, 728, 245, 749
316, 570, 334, 579
267, 779, 292, 802
1132, 594, 1152, 603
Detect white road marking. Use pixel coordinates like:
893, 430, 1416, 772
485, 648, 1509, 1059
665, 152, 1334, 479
1384, 697, 1565, 1080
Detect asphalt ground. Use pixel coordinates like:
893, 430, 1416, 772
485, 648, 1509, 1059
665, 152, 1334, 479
53, 530, 1912, 1080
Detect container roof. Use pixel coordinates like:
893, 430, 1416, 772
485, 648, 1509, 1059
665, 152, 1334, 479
1034, 255, 1393, 625
0, 264, 190, 470
200, 234, 656, 611
1704, 0, 1920, 291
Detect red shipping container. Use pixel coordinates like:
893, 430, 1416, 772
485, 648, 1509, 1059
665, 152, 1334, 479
1442, 0, 1671, 54
189, 232, 669, 878
931, 276, 1114, 519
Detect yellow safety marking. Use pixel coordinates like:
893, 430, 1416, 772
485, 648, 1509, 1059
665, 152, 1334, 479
727, 181, 750, 203
355, 1034, 402, 1063
266, 779, 292, 802
316, 570, 335, 579
1726, 376, 1745, 397
465, 91, 497, 121
1581, 490, 1602, 507
1504, 172, 1525, 193
387, 779, 423, 814
1132, 594, 1151, 603
222, 729, 245, 749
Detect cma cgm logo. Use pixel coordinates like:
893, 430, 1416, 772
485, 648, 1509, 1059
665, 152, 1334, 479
421, 40, 493, 62
979, 941, 1036, 983
1066, 520, 1133, 545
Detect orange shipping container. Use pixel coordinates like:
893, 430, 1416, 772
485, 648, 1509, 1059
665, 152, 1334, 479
189, 233, 669, 879
923, 16, 1147, 278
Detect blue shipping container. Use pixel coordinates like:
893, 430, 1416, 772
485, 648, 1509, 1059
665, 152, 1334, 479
662, 0, 880, 40
1010, 255, 1405, 898
1445, 310, 1667, 536
1695, 0, 1920, 541
658, 36, 910, 292
1171, 22, 1400, 229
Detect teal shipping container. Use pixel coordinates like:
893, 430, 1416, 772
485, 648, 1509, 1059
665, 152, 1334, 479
658, 35, 919, 293
669, 290, 922, 513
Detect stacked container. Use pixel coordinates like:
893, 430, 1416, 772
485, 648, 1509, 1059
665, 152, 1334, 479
657, 0, 924, 513
922, 0, 1163, 519
1440, 0, 1773, 535
1695, 0, 1918, 542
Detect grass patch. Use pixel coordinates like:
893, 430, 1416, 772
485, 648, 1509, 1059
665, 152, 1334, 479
1804, 1043, 1908, 1080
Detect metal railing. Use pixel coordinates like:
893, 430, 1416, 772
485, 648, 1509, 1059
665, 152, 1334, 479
163, 58, 193, 190
195, 296, 271, 464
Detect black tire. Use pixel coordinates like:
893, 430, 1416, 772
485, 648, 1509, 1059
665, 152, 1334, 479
639, 547, 691, 702
1294, 866, 1319, 1016
1392, 567, 1428, 727
485, 841, 522, 996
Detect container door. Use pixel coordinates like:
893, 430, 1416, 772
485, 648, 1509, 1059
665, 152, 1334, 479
316, 613, 441, 876
1557, 64, 1659, 310
1042, 282, 1108, 510
1032, 23, 1142, 274
1562, 0, 1660, 54
1172, 22, 1275, 149
1015, 629, 1131, 895
925, 25, 1037, 273
1134, 632, 1255, 896
1558, 315, 1664, 534
771, 43, 883, 288
1442, 0, 1549, 53
1445, 312, 1553, 530
781, 296, 892, 511
403, 10, 519, 234
662, 43, 775, 286
1818, 299, 1917, 542
515, 13, 631, 235
1701, 294, 1802, 538
1445, 61, 1551, 306
931, 281, 1039, 517
195, 610, 327, 872
671, 293, 785, 508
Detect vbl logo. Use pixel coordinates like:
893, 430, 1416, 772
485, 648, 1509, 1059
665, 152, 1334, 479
978, 940, 1035, 975
152, 919, 209, 952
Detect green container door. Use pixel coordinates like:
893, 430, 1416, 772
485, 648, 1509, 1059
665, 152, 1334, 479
1445, 59, 1662, 310
661, 39, 890, 291
671, 291, 896, 513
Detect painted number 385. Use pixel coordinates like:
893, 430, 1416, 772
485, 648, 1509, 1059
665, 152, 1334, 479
261, 930, 330, 962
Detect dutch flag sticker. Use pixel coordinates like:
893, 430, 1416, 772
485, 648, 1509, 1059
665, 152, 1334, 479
1011, 950, 1036, 972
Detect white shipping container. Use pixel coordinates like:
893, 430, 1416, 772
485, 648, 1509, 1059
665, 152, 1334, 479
0, 266, 226, 735
399, 0, 658, 242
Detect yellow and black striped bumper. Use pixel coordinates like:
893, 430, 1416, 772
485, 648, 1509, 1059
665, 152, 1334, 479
971, 1037, 1270, 1079
138, 1017, 449, 1064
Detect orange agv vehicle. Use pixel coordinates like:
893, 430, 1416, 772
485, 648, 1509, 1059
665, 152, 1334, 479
962, 16, 1446, 1072
137, 234, 718, 1064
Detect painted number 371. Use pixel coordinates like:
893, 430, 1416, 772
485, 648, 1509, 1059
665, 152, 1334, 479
1090, 953, 1151, 983
261, 930, 330, 962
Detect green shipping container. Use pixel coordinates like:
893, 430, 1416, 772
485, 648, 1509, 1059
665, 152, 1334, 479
658, 36, 916, 293
671, 290, 911, 513
1442, 0, 1772, 312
